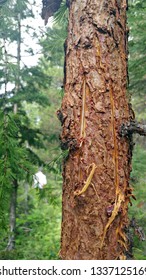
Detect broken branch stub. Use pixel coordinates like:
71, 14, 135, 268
120, 121, 146, 137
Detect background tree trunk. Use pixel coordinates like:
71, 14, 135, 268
60, 0, 134, 260
7, 12, 21, 251
7, 180, 18, 251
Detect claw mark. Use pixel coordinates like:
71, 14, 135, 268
80, 79, 86, 139
116, 226, 127, 242
109, 86, 119, 198
100, 86, 125, 250
91, 182, 99, 199
74, 163, 97, 196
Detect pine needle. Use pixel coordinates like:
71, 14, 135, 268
53, 0, 68, 25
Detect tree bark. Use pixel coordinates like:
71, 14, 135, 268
60, 0, 134, 260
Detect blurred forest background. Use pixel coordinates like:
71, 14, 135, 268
0, 0, 145, 260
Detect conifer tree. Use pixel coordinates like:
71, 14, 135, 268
0, 0, 50, 250
128, 0, 146, 120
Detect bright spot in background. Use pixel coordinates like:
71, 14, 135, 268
33, 171, 47, 189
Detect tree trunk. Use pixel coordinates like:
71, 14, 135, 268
7, 12, 21, 251
60, 0, 134, 260
14, 12, 21, 115
24, 182, 29, 215
7, 180, 18, 251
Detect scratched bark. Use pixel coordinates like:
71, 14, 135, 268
60, 0, 134, 260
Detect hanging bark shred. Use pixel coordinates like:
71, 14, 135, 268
59, 0, 135, 260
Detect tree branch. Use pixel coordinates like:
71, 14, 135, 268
120, 121, 146, 137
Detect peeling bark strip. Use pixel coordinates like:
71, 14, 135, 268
60, 0, 134, 259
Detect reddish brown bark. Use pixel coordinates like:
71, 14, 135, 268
60, 0, 134, 259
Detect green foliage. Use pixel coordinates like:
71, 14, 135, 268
0, 0, 65, 259
53, 0, 69, 25
0, 180, 61, 259
128, 1, 146, 260
128, 0, 146, 120
0, 111, 35, 227
0, 0, 54, 256
0, 158, 62, 260
40, 24, 67, 67
0, 172, 62, 260
0, 0, 9, 6
129, 144, 146, 259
